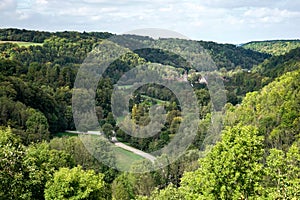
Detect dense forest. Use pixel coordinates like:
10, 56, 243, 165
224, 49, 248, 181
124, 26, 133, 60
243, 40, 300, 56
0, 28, 299, 199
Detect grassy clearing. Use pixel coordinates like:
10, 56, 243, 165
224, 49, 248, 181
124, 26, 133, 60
53, 132, 144, 170
53, 132, 78, 138
0, 41, 43, 47
116, 137, 130, 144
141, 94, 167, 105
113, 146, 145, 170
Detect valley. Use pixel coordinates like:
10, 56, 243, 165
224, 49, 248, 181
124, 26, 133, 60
0, 28, 299, 199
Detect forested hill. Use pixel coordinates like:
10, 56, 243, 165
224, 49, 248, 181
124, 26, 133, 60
254, 47, 300, 79
148, 68, 300, 199
242, 39, 300, 56
0, 28, 282, 144
1, 28, 300, 199
0, 28, 270, 70
223, 46, 300, 104
197, 40, 270, 70
0, 28, 113, 43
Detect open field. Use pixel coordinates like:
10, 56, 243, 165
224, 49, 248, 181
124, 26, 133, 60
54, 132, 145, 170
0, 41, 43, 47
141, 94, 167, 105
113, 146, 145, 170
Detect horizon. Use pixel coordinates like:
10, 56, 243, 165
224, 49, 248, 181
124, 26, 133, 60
0, 0, 299, 44
1, 27, 300, 45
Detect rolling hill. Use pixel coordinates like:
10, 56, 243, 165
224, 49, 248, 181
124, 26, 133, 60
242, 40, 300, 56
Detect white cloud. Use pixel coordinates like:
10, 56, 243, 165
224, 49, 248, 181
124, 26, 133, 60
1, 0, 299, 43
195, 0, 300, 15
200, 0, 283, 9
244, 7, 300, 23
0, 0, 17, 11
158, 6, 173, 12
16, 10, 30, 20
35, 0, 48, 5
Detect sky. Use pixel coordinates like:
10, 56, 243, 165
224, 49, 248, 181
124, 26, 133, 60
0, 0, 299, 44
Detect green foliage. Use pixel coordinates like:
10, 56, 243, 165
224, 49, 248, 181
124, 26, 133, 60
0, 59, 26, 76
0, 28, 270, 144
112, 173, 135, 200
0, 41, 43, 47
223, 47, 300, 105
44, 166, 109, 200
169, 116, 182, 134
198, 41, 270, 70
255, 47, 300, 79
0, 28, 112, 43
226, 69, 300, 150
0, 74, 71, 136
263, 142, 300, 199
180, 125, 264, 199
134, 37, 270, 70
137, 184, 184, 200
129, 160, 156, 196
25, 108, 50, 143
243, 40, 300, 56
1, 28, 299, 200
102, 123, 114, 139
113, 147, 144, 171
224, 70, 266, 104
49, 136, 117, 182
146, 66, 300, 200
0, 127, 73, 200
23, 142, 74, 199
0, 127, 26, 199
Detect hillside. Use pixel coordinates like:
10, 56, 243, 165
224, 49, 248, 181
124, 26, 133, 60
223, 47, 300, 104
0, 28, 113, 43
143, 63, 300, 200
243, 40, 300, 56
0, 28, 270, 72
0, 28, 293, 151
254, 47, 300, 79
1, 28, 299, 199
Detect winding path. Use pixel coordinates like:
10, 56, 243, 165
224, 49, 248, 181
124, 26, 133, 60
65, 130, 156, 162
111, 137, 156, 163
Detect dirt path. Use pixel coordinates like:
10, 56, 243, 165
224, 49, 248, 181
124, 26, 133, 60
65, 131, 156, 162
65, 130, 102, 135
112, 137, 156, 163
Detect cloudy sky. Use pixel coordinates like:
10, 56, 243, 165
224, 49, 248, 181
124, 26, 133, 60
0, 0, 299, 43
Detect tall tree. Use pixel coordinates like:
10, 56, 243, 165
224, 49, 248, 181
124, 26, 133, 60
25, 108, 50, 143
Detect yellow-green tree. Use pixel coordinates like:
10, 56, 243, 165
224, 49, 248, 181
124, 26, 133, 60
112, 173, 135, 200
264, 141, 300, 199
180, 125, 264, 199
44, 166, 109, 200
